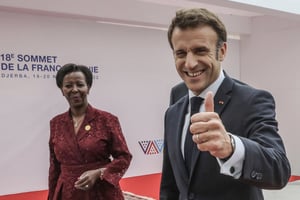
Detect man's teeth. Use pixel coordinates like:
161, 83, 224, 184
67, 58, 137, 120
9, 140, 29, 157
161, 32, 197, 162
187, 71, 202, 77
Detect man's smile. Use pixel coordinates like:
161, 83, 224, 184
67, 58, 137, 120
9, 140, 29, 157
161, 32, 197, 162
186, 69, 205, 77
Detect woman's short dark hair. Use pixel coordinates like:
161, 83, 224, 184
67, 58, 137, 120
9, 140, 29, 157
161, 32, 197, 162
167, 8, 227, 50
56, 63, 93, 88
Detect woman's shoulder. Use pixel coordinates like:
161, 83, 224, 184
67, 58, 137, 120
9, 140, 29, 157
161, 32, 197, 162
50, 111, 68, 123
90, 105, 118, 120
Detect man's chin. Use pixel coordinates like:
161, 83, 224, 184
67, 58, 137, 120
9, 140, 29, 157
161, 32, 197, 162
187, 85, 204, 96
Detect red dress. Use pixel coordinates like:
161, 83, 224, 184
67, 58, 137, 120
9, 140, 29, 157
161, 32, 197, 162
48, 105, 132, 200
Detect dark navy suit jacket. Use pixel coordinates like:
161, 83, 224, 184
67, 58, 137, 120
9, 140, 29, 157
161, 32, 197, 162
160, 74, 291, 200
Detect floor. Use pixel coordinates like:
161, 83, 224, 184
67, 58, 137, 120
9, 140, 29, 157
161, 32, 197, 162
0, 176, 298, 200
263, 181, 300, 200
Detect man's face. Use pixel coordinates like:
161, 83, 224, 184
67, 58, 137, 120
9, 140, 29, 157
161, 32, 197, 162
171, 25, 227, 96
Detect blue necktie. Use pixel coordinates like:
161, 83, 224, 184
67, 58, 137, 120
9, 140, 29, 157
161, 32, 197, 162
184, 96, 203, 174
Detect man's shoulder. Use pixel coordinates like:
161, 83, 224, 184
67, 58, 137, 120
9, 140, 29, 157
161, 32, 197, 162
172, 82, 187, 91
170, 82, 188, 105
229, 78, 274, 101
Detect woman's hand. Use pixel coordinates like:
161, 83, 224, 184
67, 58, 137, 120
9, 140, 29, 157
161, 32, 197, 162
74, 168, 105, 190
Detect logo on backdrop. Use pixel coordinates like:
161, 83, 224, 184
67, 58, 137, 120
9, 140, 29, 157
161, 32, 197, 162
0, 52, 100, 80
138, 139, 164, 155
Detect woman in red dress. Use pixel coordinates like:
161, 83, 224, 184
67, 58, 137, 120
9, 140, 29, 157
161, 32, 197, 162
48, 63, 132, 200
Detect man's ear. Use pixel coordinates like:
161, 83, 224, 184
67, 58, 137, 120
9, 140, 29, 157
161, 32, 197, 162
218, 42, 227, 61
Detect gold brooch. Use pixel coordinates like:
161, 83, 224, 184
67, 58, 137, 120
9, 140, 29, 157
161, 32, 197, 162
85, 125, 91, 131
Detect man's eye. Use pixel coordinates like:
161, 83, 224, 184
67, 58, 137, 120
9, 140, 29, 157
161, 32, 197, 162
194, 48, 209, 55
175, 51, 186, 58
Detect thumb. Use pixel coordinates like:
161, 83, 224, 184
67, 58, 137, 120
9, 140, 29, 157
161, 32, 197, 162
204, 91, 214, 112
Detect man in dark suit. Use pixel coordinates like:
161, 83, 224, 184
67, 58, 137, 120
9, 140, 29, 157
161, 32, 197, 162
160, 8, 291, 200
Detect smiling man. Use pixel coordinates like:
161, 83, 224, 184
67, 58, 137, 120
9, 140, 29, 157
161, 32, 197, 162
160, 8, 291, 200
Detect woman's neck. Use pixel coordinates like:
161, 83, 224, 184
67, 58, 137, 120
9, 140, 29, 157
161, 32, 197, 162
70, 104, 88, 117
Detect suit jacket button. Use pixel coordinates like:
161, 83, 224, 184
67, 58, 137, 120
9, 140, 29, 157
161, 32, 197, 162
230, 166, 235, 174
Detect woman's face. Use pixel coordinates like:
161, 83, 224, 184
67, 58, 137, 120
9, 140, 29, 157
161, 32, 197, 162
61, 71, 90, 108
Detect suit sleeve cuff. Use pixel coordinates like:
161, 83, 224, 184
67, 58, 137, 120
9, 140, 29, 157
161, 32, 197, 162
217, 134, 245, 179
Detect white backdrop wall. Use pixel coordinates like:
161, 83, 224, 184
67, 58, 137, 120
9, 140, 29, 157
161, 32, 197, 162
240, 16, 300, 175
0, 11, 240, 195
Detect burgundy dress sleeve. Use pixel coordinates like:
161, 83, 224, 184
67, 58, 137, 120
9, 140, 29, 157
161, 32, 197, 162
48, 120, 61, 200
101, 114, 132, 186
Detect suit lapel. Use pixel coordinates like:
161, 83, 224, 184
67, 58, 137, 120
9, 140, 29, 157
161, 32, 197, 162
213, 76, 233, 115
172, 96, 190, 181
76, 105, 95, 141
58, 112, 85, 162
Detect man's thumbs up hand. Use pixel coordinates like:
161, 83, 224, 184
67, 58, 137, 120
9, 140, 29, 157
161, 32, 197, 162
190, 91, 233, 159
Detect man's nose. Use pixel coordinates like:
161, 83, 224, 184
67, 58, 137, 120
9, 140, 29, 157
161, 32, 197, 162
185, 52, 198, 69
